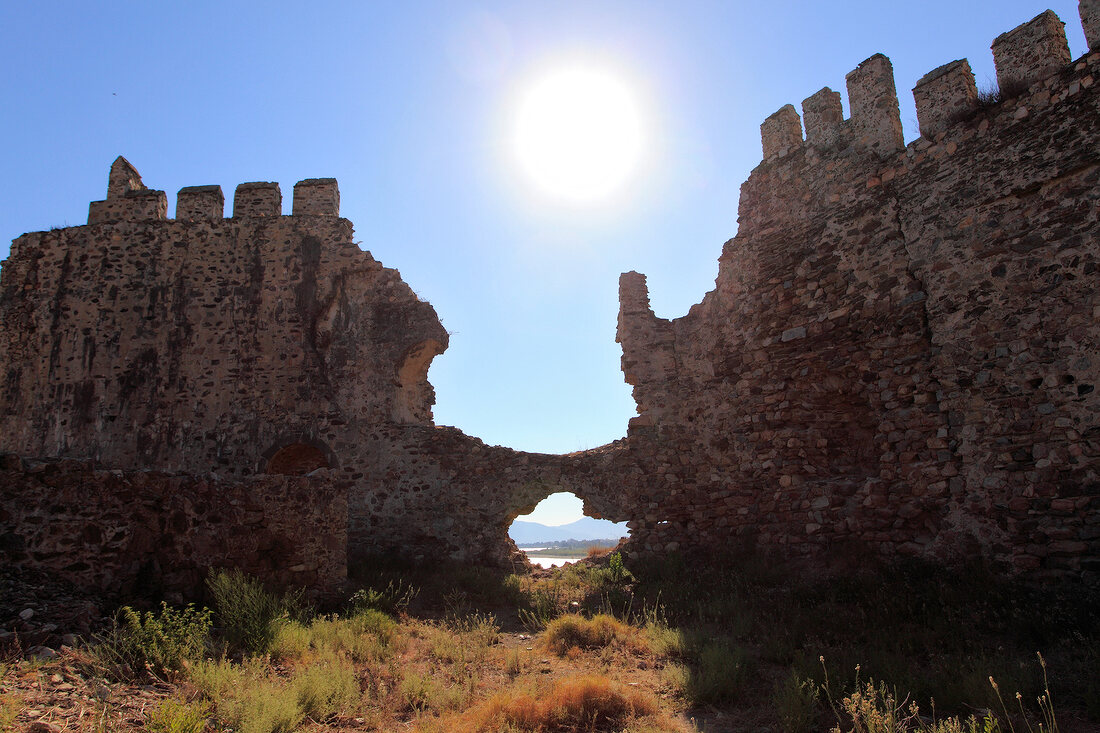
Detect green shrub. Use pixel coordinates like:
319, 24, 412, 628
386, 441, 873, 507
518, 583, 565, 630
773, 670, 819, 733
188, 657, 247, 701
268, 620, 311, 662
347, 579, 418, 616
608, 552, 633, 583
222, 680, 302, 733
0, 693, 19, 731
190, 657, 302, 733
145, 697, 211, 733
645, 622, 688, 659
206, 569, 304, 656
682, 640, 749, 704
273, 609, 396, 664
293, 653, 359, 720
505, 648, 522, 677
400, 670, 443, 712
92, 603, 211, 680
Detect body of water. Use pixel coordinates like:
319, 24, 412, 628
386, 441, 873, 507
527, 556, 575, 568
517, 548, 578, 568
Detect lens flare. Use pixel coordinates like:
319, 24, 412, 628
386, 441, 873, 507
513, 66, 644, 203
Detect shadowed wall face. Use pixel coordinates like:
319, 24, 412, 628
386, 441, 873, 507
1, 8, 1099, 593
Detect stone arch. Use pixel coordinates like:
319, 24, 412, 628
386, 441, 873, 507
261, 437, 336, 476
503, 477, 635, 568
393, 339, 445, 424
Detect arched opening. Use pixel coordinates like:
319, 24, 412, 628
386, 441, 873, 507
508, 491, 628, 568
264, 442, 330, 476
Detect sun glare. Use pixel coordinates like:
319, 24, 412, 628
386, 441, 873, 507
513, 66, 644, 204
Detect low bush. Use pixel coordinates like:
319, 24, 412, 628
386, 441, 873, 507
519, 583, 566, 630
207, 569, 305, 656
773, 670, 819, 733
189, 657, 302, 733
347, 578, 418, 616
91, 603, 211, 680
292, 653, 359, 721
145, 697, 211, 733
457, 674, 658, 732
542, 613, 645, 656
0, 693, 19, 731
681, 640, 749, 704
289, 609, 398, 664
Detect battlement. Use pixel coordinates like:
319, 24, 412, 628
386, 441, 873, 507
760, 4, 1091, 161
760, 53, 904, 161
802, 88, 844, 148
913, 60, 977, 139
88, 155, 168, 224
292, 178, 340, 216
618, 271, 653, 316
83, 161, 342, 224
176, 185, 224, 220
233, 182, 282, 218
992, 10, 1071, 92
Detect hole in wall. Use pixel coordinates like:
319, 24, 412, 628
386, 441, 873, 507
508, 491, 628, 569
264, 442, 329, 476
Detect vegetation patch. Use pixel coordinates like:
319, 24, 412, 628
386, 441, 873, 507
542, 613, 646, 656
1, 558, 1096, 732
87, 602, 211, 681
454, 674, 660, 732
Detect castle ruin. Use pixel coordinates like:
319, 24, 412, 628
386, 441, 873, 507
1, 4, 1099, 597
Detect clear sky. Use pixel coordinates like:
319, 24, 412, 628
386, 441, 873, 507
0, 1, 1089, 491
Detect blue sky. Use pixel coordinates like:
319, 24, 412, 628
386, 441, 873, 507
1, 1, 1089, 479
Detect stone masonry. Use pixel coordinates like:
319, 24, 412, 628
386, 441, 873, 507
1, 4, 1098, 597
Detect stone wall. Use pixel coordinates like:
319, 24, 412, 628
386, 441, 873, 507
0, 455, 347, 601
615, 6, 1100, 579
1, 4, 1098, 594
0, 164, 447, 476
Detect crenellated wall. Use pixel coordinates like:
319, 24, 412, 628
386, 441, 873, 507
1, 3, 1099, 597
617, 4, 1100, 579
1, 161, 448, 478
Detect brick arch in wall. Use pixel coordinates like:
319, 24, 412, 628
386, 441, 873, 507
261, 436, 338, 476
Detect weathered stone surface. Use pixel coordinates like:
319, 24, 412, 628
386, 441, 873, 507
0, 455, 346, 600
913, 59, 977, 139
1, 6, 1099, 596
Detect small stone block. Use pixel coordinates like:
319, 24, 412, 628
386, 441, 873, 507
176, 185, 224, 220
761, 104, 803, 160
992, 10, 1071, 93
846, 54, 904, 157
233, 182, 282, 218
802, 87, 844, 147
913, 59, 977, 138
292, 178, 340, 216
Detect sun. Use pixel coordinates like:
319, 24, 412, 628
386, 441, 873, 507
512, 66, 644, 203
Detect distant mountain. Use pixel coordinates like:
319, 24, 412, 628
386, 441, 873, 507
509, 517, 629, 546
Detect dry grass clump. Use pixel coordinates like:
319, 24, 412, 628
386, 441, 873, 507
454, 674, 660, 732
542, 614, 646, 656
